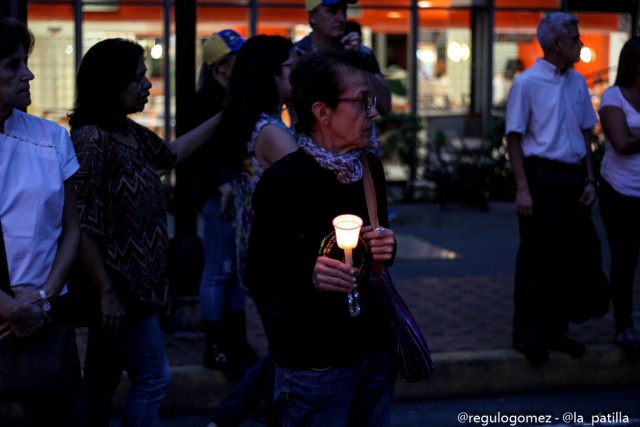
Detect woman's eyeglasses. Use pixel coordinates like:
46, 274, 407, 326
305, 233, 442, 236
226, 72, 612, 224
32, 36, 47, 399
338, 94, 377, 115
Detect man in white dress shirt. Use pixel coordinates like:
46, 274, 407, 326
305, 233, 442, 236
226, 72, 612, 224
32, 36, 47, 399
506, 12, 599, 364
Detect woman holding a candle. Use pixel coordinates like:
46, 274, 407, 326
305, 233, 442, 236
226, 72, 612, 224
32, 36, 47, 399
245, 49, 397, 426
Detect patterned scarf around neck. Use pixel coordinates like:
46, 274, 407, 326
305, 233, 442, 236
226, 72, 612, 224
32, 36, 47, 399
298, 134, 379, 184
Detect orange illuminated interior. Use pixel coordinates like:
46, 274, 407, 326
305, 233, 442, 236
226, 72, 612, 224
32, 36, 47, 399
28, 3, 625, 86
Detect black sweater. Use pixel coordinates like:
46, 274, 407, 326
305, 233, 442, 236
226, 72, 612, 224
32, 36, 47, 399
245, 149, 393, 369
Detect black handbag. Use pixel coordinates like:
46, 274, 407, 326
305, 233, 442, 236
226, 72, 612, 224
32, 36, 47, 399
362, 157, 435, 383
0, 217, 81, 400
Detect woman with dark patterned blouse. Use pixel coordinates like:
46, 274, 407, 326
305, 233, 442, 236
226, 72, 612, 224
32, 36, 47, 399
69, 38, 218, 427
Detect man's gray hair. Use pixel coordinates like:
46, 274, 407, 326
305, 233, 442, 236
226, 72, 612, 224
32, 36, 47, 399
537, 12, 578, 53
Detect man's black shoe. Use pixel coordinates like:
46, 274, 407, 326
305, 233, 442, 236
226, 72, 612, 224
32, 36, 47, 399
513, 336, 549, 364
544, 333, 585, 357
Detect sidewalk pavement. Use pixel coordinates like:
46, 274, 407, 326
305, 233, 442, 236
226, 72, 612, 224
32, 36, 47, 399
95, 202, 640, 415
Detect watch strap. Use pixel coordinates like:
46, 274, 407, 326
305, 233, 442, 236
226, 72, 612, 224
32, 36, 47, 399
39, 288, 52, 312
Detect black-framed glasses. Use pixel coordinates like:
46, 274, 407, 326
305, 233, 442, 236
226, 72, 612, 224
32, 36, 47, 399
338, 94, 377, 115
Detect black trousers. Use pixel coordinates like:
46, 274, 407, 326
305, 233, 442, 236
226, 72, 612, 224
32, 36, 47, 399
513, 156, 588, 339
599, 178, 640, 332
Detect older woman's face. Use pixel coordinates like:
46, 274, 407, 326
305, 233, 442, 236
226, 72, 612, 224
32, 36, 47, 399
120, 56, 152, 115
325, 68, 377, 154
0, 45, 34, 112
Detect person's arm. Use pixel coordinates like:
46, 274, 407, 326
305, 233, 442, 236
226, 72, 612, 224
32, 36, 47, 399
371, 72, 392, 116
169, 112, 221, 164
78, 230, 125, 330
254, 124, 298, 168
599, 105, 640, 154
580, 129, 597, 206
14, 180, 81, 306
44, 181, 81, 298
506, 132, 533, 217
71, 128, 125, 329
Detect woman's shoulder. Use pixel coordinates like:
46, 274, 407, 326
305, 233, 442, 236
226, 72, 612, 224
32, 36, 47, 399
127, 118, 158, 137
365, 151, 385, 173
601, 85, 621, 99
250, 113, 294, 148
253, 150, 313, 204
6, 109, 68, 140
260, 149, 319, 184
255, 113, 288, 132
256, 120, 295, 140
71, 124, 109, 145
600, 85, 628, 109
265, 148, 304, 170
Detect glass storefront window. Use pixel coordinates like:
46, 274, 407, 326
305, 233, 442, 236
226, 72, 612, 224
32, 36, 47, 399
27, 5, 76, 127
417, 9, 471, 115
28, 3, 170, 135
23, 1, 634, 150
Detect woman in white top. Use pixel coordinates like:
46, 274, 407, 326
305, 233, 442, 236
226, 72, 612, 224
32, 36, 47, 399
598, 36, 640, 353
0, 17, 81, 425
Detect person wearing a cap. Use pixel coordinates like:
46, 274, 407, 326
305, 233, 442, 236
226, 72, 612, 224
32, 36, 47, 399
294, 0, 392, 116
191, 29, 259, 381
199, 29, 244, 96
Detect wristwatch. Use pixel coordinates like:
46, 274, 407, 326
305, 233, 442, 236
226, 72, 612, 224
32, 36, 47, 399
39, 289, 52, 313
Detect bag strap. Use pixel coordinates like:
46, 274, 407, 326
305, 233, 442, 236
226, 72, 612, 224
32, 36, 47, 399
0, 216, 13, 295
362, 155, 379, 230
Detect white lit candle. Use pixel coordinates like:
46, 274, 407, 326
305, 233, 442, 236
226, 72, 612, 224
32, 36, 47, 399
332, 214, 363, 267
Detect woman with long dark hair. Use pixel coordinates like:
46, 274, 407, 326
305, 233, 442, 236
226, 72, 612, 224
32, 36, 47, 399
69, 38, 217, 426
206, 34, 298, 427
216, 34, 298, 283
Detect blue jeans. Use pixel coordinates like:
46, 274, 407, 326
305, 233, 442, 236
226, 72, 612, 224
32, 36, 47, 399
199, 197, 245, 322
75, 314, 172, 427
210, 355, 277, 427
274, 346, 396, 427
